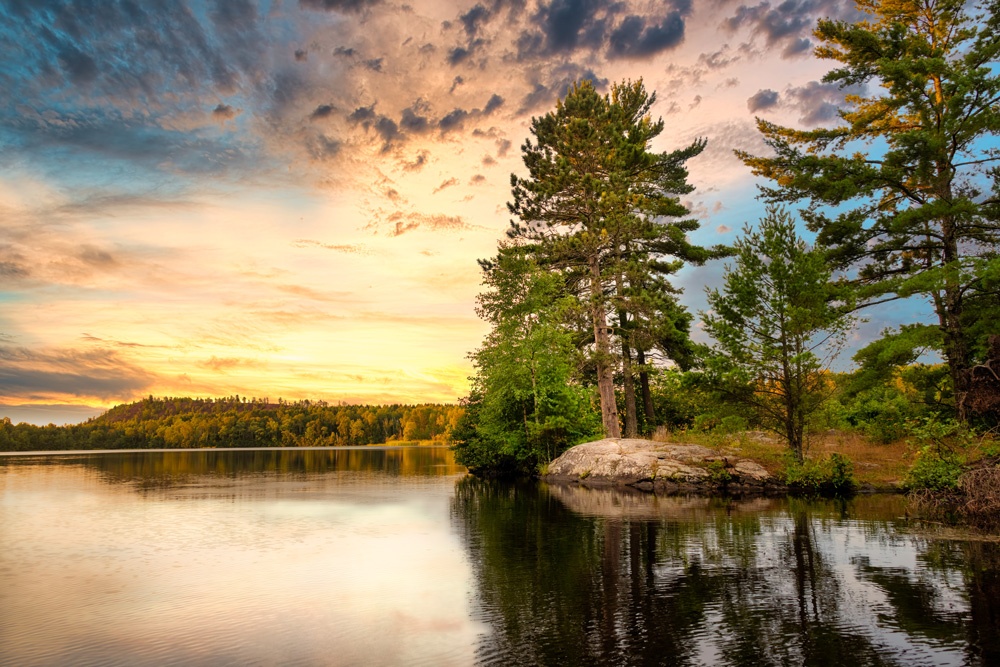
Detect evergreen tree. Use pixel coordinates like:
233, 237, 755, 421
509, 79, 715, 437
738, 0, 1000, 419
703, 207, 854, 462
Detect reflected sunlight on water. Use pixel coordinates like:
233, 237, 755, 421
1, 447, 481, 667
3, 449, 999, 666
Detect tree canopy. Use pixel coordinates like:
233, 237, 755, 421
509, 79, 718, 438
738, 0, 1000, 419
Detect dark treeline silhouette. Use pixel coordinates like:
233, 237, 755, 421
0, 396, 463, 452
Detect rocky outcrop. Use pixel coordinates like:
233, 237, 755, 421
543, 438, 778, 494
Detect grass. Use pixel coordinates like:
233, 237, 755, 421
654, 428, 914, 489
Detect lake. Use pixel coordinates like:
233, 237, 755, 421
2, 447, 998, 666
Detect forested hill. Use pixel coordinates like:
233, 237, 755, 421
0, 396, 463, 452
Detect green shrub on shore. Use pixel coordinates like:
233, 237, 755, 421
901, 416, 973, 492
782, 453, 856, 496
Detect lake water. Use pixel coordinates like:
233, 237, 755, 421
2, 447, 998, 666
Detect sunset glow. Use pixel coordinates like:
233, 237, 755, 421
1, 0, 908, 423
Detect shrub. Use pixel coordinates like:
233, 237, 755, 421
903, 447, 964, 491
901, 415, 972, 492
783, 453, 856, 495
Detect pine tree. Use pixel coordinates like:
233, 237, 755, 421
703, 207, 855, 462
509, 79, 716, 437
738, 0, 1000, 419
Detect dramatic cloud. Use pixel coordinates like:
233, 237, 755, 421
608, 13, 686, 59
722, 0, 865, 58
0, 346, 157, 401
786, 80, 866, 125
0, 0, 906, 417
747, 89, 779, 112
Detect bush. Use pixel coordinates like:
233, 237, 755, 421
783, 453, 856, 495
901, 415, 972, 492
903, 447, 964, 491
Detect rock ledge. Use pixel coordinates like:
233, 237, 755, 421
543, 438, 778, 493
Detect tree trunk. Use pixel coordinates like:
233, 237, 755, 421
590, 257, 621, 438
636, 348, 655, 433
938, 203, 971, 421
619, 310, 638, 438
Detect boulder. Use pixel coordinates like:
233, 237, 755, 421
543, 438, 774, 493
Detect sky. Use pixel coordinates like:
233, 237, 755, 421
0, 0, 929, 425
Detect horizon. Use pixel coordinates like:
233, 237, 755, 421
1, 0, 939, 426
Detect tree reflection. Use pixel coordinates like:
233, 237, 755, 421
454, 479, 993, 666
9, 446, 464, 489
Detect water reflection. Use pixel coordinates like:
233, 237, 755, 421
2, 446, 464, 490
0, 447, 476, 667
454, 479, 1000, 666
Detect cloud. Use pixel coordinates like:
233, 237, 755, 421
786, 80, 865, 126
434, 178, 459, 193
292, 239, 370, 254
57, 45, 99, 85
309, 103, 337, 120
304, 133, 341, 160
460, 4, 491, 37
212, 103, 240, 121
722, 0, 864, 58
198, 356, 262, 372
518, 64, 608, 112
0, 345, 157, 402
439, 108, 469, 132
77, 245, 118, 268
298, 0, 382, 13
294, 49, 309, 61
400, 101, 431, 133
349, 104, 378, 123
403, 150, 429, 171
747, 89, 779, 112
483, 94, 505, 114
608, 13, 686, 59
370, 211, 482, 236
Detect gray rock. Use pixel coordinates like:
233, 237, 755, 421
543, 438, 774, 491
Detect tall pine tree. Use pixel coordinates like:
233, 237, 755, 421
509, 79, 717, 437
738, 0, 1000, 419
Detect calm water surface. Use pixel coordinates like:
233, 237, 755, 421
2, 447, 998, 666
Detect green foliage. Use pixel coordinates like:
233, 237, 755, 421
452, 247, 601, 476
702, 206, 854, 461
904, 449, 965, 492
507, 78, 720, 438
738, 0, 1000, 418
902, 415, 974, 491
705, 459, 735, 485
783, 453, 856, 496
0, 397, 463, 452
646, 369, 715, 430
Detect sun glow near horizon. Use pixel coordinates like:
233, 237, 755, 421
1, 0, 920, 424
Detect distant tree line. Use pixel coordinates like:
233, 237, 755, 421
0, 396, 463, 452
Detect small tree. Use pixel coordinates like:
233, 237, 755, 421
702, 207, 854, 462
